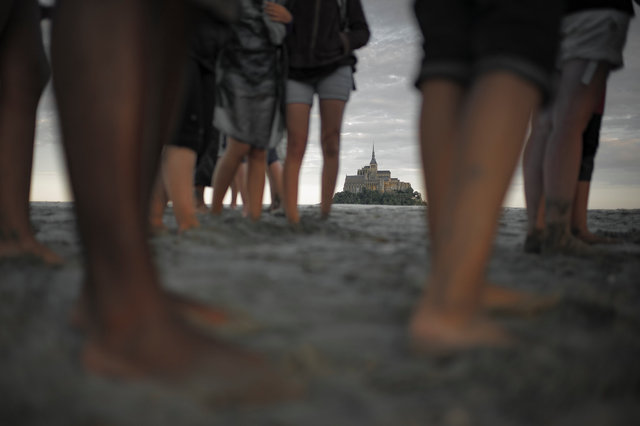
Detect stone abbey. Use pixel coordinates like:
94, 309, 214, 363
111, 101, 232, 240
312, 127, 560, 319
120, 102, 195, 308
342, 146, 412, 193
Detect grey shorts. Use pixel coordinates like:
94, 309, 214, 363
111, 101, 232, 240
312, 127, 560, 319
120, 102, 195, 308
286, 65, 353, 105
559, 9, 631, 73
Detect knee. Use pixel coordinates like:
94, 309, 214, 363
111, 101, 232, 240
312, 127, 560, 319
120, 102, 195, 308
286, 139, 306, 163
321, 132, 340, 159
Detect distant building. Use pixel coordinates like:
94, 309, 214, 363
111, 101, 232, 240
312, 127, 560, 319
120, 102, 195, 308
343, 146, 412, 193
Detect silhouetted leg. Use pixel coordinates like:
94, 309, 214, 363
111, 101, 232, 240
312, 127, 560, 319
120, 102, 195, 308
0, 0, 61, 265
522, 109, 552, 253
542, 59, 609, 254
51, 2, 300, 399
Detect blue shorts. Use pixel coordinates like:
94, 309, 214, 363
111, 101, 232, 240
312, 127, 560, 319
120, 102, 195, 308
414, 0, 562, 102
286, 65, 353, 105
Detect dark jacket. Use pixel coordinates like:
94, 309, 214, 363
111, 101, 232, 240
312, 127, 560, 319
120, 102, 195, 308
286, 0, 370, 79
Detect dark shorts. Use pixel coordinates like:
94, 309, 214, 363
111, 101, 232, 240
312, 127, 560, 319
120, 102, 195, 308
171, 59, 206, 152
171, 58, 219, 187
267, 148, 279, 165
414, 0, 562, 102
578, 113, 602, 182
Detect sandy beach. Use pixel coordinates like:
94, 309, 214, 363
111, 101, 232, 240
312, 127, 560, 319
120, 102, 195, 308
1, 202, 639, 426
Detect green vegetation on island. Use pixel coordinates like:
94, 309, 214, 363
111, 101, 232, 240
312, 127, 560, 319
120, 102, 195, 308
333, 187, 424, 206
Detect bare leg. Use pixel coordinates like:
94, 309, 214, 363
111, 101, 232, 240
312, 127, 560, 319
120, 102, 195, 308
211, 137, 250, 215
162, 145, 199, 232
237, 161, 249, 217
419, 80, 555, 315
411, 72, 541, 353
195, 185, 207, 211
318, 99, 346, 219
0, 0, 61, 265
283, 103, 311, 224
246, 148, 266, 221
267, 160, 284, 211
543, 60, 609, 254
51, 1, 299, 399
570, 181, 616, 244
418, 81, 463, 251
230, 179, 238, 208
522, 109, 552, 253
149, 172, 169, 233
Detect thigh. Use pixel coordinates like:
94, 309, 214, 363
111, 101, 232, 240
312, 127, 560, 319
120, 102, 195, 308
318, 99, 346, 143
286, 103, 312, 146
225, 137, 252, 161
0, 0, 48, 84
552, 59, 609, 131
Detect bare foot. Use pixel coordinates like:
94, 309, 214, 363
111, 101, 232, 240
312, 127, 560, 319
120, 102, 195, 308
82, 316, 304, 405
0, 236, 63, 266
409, 303, 511, 357
286, 208, 300, 225
177, 217, 200, 234
573, 228, 619, 245
196, 205, 209, 214
71, 290, 232, 333
482, 283, 560, 316
149, 217, 168, 235
543, 223, 595, 256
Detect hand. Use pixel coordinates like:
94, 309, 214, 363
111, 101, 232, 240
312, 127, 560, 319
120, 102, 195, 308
264, 1, 292, 24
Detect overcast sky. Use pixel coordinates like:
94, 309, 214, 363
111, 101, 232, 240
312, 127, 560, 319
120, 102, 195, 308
32, 1, 640, 208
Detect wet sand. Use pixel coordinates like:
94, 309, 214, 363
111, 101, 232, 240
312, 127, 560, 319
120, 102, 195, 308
1, 203, 639, 426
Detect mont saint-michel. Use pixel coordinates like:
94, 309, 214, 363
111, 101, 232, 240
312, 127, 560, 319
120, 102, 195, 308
333, 147, 423, 205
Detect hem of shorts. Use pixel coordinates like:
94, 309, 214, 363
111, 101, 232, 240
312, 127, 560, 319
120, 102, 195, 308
285, 98, 314, 105
169, 137, 200, 151
474, 55, 551, 102
558, 55, 624, 72
317, 93, 351, 102
414, 62, 470, 89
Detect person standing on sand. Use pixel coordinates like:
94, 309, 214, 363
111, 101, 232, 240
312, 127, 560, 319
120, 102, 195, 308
282, 0, 370, 224
522, 0, 634, 255
211, 0, 291, 221
50, 0, 299, 402
0, 1, 61, 265
149, 9, 229, 233
410, 0, 563, 353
